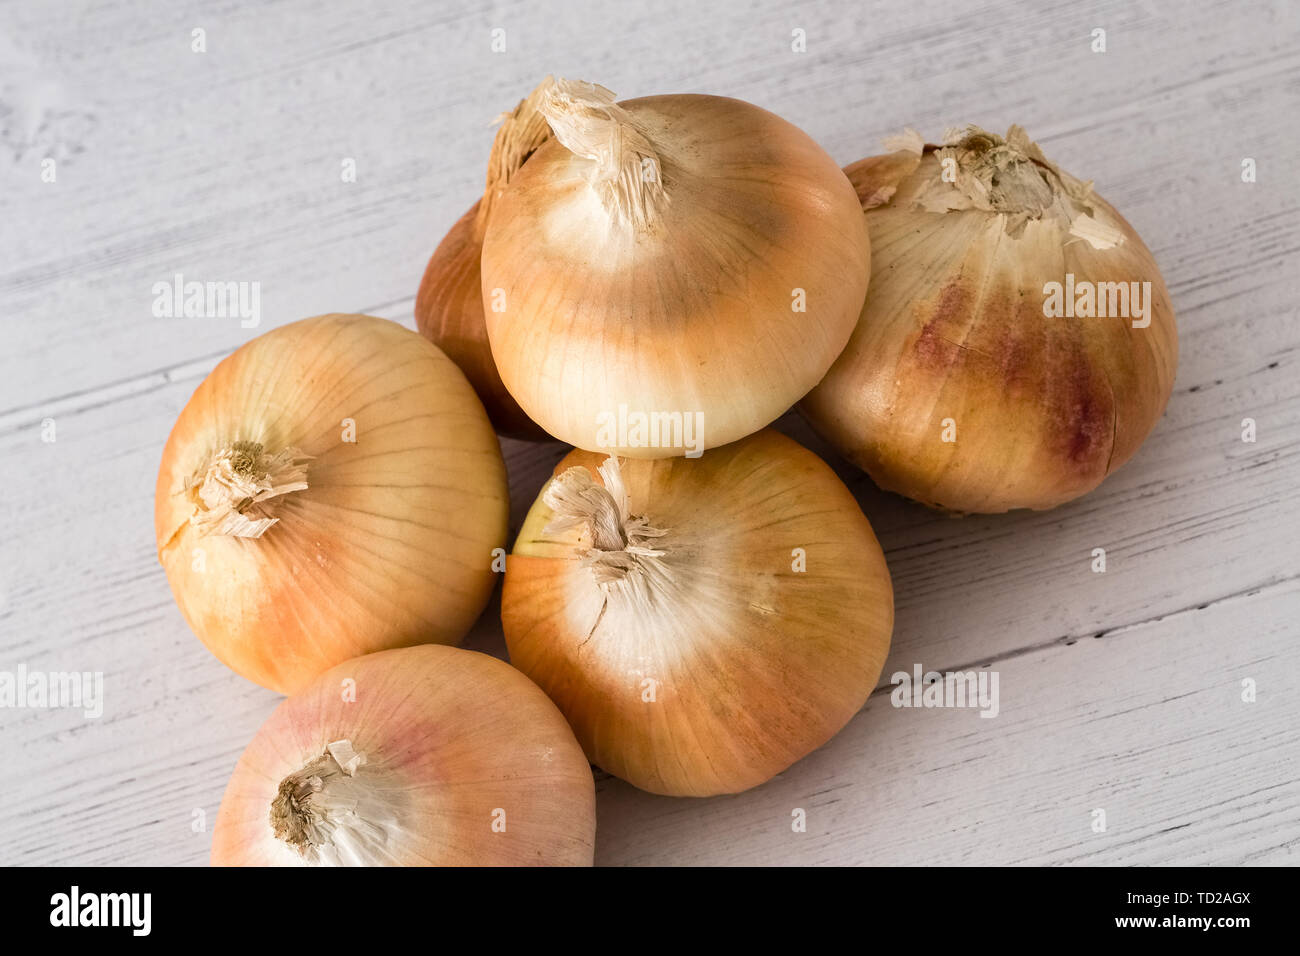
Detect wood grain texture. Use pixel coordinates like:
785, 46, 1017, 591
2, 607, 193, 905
1, 0, 1297, 866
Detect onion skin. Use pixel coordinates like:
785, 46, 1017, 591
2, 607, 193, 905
155, 314, 508, 694
801, 129, 1178, 513
211, 645, 596, 866
482, 90, 871, 458
415, 200, 550, 441
415, 81, 553, 442
502, 429, 893, 797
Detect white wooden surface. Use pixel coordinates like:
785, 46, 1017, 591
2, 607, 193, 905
2, 0, 1298, 866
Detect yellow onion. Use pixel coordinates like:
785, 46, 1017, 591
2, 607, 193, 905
802, 126, 1178, 513
481, 78, 871, 457
212, 645, 596, 866
415, 82, 552, 440
502, 429, 893, 796
155, 314, 508, 694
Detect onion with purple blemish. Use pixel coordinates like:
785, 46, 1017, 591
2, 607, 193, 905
801, 126, 1178, 513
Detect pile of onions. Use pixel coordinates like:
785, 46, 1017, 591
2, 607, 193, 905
212, 645, 596, 866
801, 126, 1178, 513
480, 78, 871, 457
416, 81, 552, 440
155, 314, 508, 694
502, 429, 894, 797
149, 84, 1184, 868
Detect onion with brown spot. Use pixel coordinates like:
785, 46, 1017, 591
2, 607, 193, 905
801, 126, 1178, 513
155, 314, 508, 694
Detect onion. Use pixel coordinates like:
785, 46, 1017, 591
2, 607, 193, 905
416, 82, 552, 440
155, 314, 508, 694
480, 78, 871, 457
501, 429, 893, 796
212, 645, 596, 866
801, 126, 1178, 513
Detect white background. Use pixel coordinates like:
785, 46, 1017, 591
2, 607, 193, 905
1, 0, 1297, 865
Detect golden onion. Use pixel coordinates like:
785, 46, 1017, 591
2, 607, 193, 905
481, 78, 871, 457
155, 314, 508, 694
502, 429, 893, 796
212, 645, 596, 866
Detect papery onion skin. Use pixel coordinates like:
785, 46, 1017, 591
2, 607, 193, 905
502, 429, 893, 797
801, 127, 1178, 513
415, 200, 548, 440
211, 645, 596, 866
155, 314, 509, 694
415, 82, 553, 442
482, 86, 871, 458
